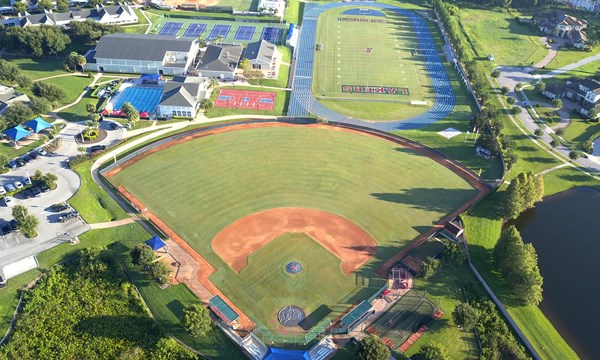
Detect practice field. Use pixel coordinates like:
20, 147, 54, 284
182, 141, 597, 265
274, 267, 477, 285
312, 7, 434, 119
107, 124, 478, 339
151, 16, 286, 44
215, 89, 276, 111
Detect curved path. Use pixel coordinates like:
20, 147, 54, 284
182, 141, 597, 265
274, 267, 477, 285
289, 2, 455, 130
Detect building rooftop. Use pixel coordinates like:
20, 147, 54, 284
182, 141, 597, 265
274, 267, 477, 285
94, 33, 196, 62
196, 44, 242, 73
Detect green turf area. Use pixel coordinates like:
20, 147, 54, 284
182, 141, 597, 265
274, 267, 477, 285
68, 161, 129, 223
312, 7, 433, 120
543, 47, 599, 71
206, 86, 289, 117
0, 138, 46, 159
8, 57, 67, 80
57, 90, 99, 122
459, 8, 547, 66
563, 117, 600, 144
42, 75, 93, 107
109, 125, 478, 337
211, 233, 383, 333
150, 16, 286, 44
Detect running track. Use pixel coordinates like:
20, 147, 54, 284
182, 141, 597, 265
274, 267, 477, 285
289, 2, 456, 131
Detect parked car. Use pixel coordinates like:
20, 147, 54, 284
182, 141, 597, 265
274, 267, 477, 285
0, 223, 12, 235
13, 181, 23, 189
36, 148, 47, 156
9, 219, 17, 231
8, 160, 17, 169
0, 186, 5, 195
23, 177, 32, 186
31, 186, 41, 197
16, 159, 25, 167
52, 203, 69, 212
22, 155, 32, 164
59, 212, 79, 222
90, 145, 106, 152
40, 183, 49, 193
29, 151, 39, 160
109, 122, 120, 130
3, 196, 12, 206
0, 275, 6, 288
5, 183, 15, 192
20, 189, 32, 199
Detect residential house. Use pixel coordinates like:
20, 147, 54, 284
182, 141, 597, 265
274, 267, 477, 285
533, 11, 589, 48
2, 4, 137, 27
542, 84, 566, 100
242, 39, 281, 79
84, 33, 199, 76
0, 85, 30, 115
257, 0, 285, 17
192, 44, 242, 81
555, 0, 600, 12
560, 78, 600, 117
156, 76, 208, 118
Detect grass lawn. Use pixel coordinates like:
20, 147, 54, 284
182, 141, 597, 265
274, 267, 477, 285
542, 166, 600, 196
8, 56, 66, 80
248, 47, 293, 88
0, 138, 46, 159
57, 90, 100, 122
109, 125, 478, 333
284, 0, 304, 25
122, 24, 149, 34
111, 236, 245, 359
536, 106, 562, 126
312, 7, 433, 120
459, 8, 547, 66
206, 86, 289, 117
68, 160, 129, 223
543, 47, 599, 70
562, 114, 600, 144
42, 75, 93, 107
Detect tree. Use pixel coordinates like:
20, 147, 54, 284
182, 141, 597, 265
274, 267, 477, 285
420, 342, 450, 360
239, 58, 251, 71
569, 150, 579, 160
56, 0, 69, 12
581, 140, 593, 154
207, 78, 219, 90
588, 108, 599, 120
64, 52, 86, 71
500, 86, 509, 95
32, 81, 66, 102
511, 106, 522, 115
420, 256, 441, 279
356, 335, 390, 360
130, 244, 156, 266
1, 26, 71, 57
443, 242, 466, 264
550, 139, 559, 148
86, 103, 96, 115
16, 74, 32, 89
13, 1, 26, 14
41, 172, 58, 189
12, 205, 38, 237
199, 99, 213, 111
452, 303, 478, 330
535, 81, 546, 93
502, 172, 544, 220
149, 262, 171, 284
491, 69, 500, 78
36, 0, 52, 10
182, 305, 213, 337
551, 98, 563, 110
0, 153, 9, 169
29, 96, 52, 115
2, 102, 33, 128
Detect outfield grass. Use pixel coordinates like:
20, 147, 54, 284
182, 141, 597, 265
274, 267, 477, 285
109, 125, 477, 332
206, 86, 289, 117
459, 8, 547, 66
68, 161, 129, 223
312, 7, 433, 120
150, 16, 286, 44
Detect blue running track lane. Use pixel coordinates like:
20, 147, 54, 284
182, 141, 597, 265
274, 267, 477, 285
288, 2, 456, 131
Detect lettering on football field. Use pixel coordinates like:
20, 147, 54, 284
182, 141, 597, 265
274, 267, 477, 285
341, 85, 410, 95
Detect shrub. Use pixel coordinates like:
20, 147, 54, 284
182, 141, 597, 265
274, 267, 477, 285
511, 106, 522, 115
506, 96, 516, 105
534, 128, 543, 137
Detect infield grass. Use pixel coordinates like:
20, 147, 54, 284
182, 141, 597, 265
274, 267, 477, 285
109, 125, 478, 336
313, 7, 433, 120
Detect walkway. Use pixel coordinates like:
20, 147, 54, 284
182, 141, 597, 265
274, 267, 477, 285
540, 52, 600, 79
88, 217, 135, 229
288, 2, 456, 130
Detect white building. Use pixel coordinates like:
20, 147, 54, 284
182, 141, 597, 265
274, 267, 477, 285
84, 33, 199, 76
2, 4, 137, 27
157, 76, 208, 118
257, 0, 285, 17
242, 40, 281, 79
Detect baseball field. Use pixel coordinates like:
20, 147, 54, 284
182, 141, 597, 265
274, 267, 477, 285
312, 7, 434, 120
107, 124, 478, 339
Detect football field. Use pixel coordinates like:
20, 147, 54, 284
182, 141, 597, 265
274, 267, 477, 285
313, 7, 433, 108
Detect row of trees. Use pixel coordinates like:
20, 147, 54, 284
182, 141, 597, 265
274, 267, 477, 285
420, 241, 467, 279
502, 171, 544, 220
356, 335, 450, 360
0, 25, 71, 57
453, 0, 560, 9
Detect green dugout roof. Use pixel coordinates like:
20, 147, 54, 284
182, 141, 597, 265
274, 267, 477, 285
341, 300, 372, 327
209, 295, 239, 323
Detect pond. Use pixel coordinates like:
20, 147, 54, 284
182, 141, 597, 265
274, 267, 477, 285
512, 187, 600, 360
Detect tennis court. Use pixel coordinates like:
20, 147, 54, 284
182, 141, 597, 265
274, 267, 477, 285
159, 21, 183, 36
113, 87, 164, 113
214, 89, 276, 111
208, 24, 231, 40
234, 26, 256, 41
183, 23, 207, 38
260, 27, 281, 43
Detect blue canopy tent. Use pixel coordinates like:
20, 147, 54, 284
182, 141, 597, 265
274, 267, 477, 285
145, 235, 167, 251
2, 125, 32, 144
24, 117, 52, 133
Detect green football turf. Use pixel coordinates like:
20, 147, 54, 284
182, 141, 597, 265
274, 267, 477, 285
312, 7, 434, 120
109, 125, 477, 337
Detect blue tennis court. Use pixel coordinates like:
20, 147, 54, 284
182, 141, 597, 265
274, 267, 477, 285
159, 21, 183, 36
183, 23, 207, 38
260, 27, 281, 43
208, 25, 231, 40
113, 87, 163, 113
234, 26, 255, 41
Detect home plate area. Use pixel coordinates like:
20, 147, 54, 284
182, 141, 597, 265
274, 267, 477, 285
215, 89, 276, 111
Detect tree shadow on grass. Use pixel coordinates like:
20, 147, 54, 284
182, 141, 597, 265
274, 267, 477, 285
371, 188, 476, 213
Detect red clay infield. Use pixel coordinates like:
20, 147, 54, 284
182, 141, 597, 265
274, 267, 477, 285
212, 208, 377, 275
214, 89, 276, 111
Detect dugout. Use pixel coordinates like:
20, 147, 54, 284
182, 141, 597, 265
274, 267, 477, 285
339, 300, 373, 333
209, 295, 241, 329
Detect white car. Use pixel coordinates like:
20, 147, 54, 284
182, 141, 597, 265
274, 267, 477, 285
36, 148, 47, 156
13, 181, 23, 189
0, 186, 5, 195
4, 196, 12, 206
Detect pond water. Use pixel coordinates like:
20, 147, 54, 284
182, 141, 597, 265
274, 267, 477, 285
512, 187, 600, 360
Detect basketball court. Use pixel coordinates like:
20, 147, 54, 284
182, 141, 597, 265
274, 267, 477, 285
215, 89, 276, 111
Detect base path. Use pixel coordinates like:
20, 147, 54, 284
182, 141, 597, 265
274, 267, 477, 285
212, 208, 377, 275
289, 2, 455, 130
